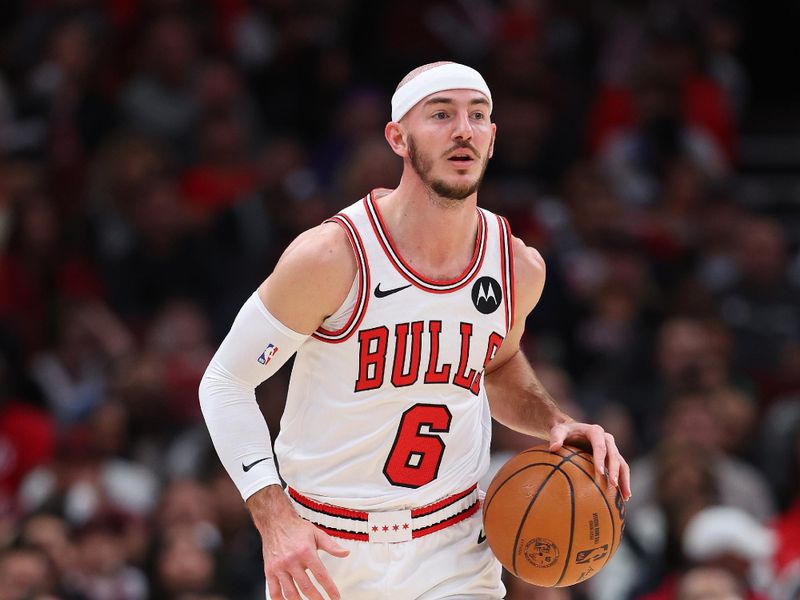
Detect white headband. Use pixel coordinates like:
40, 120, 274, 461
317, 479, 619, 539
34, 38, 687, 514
391, 63, 492, 122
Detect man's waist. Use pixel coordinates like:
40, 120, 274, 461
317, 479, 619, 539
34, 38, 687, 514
287, 484, 479, 543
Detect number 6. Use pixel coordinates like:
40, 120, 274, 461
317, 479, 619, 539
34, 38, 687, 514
383, 404, 452, 488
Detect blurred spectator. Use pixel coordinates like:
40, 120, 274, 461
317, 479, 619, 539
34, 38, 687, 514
676, 566, 746, 600
150, 527, 218, 599
490, 92, 562, 185
18, 512, 74, 578
63, 517, 147, 600
769, 418, 800, 598
195, 58, 262, 142
703, 5, 749, 121
0, 189, 104, 356
681, 506, 776, 598
0, 399, 55, 516
29, 301, 133, 426
85, 134, 171, 266
589, 21, 736, 162
590, 441, 718, 600
205, 468, 263, 598
180, 111, 257, 225
143, 301, 215, 426
620, 316, 750, 447
25, 17, 117, 208
120, 15, 200, 156
336, 136, 402, 203
313, 87, 389, 188
150, 480, 224, 598
629, 390, 775, 523
99, 175, 218, 325
18, 405, 160, 524
0, 544, 60, 600
717, 216, 800, 389
694, 192, 748, 294
598, 63, 727, 207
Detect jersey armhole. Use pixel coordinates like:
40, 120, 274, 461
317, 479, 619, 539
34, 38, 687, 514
312, 214, 371, 343
498, 216, 515, 335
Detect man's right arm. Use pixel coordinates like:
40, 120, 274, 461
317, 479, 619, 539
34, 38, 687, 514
199, 221, 356, 600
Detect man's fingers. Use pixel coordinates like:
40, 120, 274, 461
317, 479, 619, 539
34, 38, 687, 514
548, 424, 566, 452
619, 458, 632, 501
288, 566, 326, 600
266, 574, 283, 600
586, 425, 608, 478
604, 433, 620, 489
277, 573, 301, 600
315, 530, 350, 558
308, 555, 341, 600
549, 421, 631, 501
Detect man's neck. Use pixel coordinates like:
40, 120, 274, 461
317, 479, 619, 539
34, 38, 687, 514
377, 175, 480, 280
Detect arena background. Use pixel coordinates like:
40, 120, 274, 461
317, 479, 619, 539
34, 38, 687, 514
0, 1, 799, 599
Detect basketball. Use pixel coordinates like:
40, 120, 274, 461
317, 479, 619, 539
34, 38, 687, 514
482, 445, 626, 587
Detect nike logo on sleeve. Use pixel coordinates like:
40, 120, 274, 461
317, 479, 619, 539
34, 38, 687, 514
242, 457, 273, 472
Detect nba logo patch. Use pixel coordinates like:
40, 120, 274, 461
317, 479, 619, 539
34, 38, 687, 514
257, 344, 278, 365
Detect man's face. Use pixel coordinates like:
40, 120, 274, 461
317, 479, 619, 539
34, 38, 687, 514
402, 89, 495, 201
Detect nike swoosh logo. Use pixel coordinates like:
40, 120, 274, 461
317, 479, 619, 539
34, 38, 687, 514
477, 529, 486, 544
374, 283, 412, 298
242, 457, 272, 472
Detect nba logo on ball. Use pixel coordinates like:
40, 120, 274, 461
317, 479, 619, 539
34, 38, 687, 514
257, 344, 279, 365
524, 538, 559, 568
483, 445, 626, 587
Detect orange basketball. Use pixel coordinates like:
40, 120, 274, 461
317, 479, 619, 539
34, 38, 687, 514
482, 445, 626, 587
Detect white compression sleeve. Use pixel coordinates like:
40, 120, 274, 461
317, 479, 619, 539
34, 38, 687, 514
199, 291, 309, 500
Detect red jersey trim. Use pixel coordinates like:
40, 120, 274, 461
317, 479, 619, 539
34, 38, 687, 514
411, 483, 477, 518
287, 487, 368, 521
312, 214, 370, 343
498, 215, 515, 333
411, 500, 480, 538
289, 484, 479, 542
315, 524, 370, 542
363, 191, 487, 293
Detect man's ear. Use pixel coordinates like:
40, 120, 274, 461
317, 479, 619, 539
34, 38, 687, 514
488, 122, 497, 159
385, 121, 409, 158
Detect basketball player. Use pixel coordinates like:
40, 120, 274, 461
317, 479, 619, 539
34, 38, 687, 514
199, 62, 631, 600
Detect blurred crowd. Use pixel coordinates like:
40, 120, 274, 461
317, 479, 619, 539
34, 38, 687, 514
0, 1, 798, 599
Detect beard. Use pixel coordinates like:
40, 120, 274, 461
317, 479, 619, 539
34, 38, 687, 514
407, 135, 488, 201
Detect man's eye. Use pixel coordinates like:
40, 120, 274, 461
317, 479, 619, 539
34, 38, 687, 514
472, 112, 485, 120
433, 112, 448, 119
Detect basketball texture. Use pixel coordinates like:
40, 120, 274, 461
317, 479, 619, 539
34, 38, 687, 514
482, 445, 626, 587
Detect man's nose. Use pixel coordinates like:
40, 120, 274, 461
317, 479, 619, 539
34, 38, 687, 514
451, 111, 473, 140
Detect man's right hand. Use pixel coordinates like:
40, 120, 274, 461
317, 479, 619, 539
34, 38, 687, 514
247, 485, 350, 600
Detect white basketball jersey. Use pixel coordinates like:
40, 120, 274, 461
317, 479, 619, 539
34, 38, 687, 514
274, 191, 515, 510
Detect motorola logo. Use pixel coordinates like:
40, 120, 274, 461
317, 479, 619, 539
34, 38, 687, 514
471, 277, 502, 314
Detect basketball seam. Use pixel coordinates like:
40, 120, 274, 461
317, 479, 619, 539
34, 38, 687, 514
553, 467, 575, 587
483, 461, 558, 519
520, 447, 594, 465
559, 455, 619, 576
483, 447, 578, 510
510, 463, 561, 577
508, 449, 582, 578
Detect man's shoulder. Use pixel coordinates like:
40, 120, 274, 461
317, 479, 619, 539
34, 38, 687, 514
261, 222, 358, 333
277, 221, 355, 273
509, 236, 546, 316
511, 236, 545, 285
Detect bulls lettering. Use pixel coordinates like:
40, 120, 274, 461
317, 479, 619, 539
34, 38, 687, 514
354, 321, 503, 394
